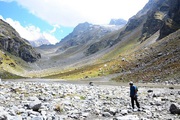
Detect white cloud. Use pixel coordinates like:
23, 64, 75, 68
0, 15, 59, 44
5, 0, 148, 27
50, 24, 60, 34
43, 32, 59, 44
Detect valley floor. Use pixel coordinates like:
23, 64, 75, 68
0, 78, 180, 120
0, 79, 180, 120
3, 76, 180, 89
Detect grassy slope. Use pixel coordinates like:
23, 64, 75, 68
113, 29, 180, 82
24, 28, 122, 79
3, 23, 178, 82
0, 50, 25, 79
44, 27, 142, 80
44, 27, 179, 83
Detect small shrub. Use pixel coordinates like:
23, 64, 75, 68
80, 96, 86, 100
54, 104, 63, 112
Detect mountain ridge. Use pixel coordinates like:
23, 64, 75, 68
0, 0, 179, 82
55, 22, 125, 52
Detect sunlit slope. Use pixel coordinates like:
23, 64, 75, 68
0, 50, 26, 78
21, 26, 123, 78
43, 25, 143, 79
44, 28, 179, 82
114, 29, 180, 82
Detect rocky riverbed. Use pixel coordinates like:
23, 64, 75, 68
0, 80, 180, 120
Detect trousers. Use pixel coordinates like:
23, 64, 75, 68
130, 96, 140, 109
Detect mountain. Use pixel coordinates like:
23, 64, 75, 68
41, 0, 180, 82
55, 22, 124, 52
0, 0, 179, 82
107, 0, 180, 82
0, 19, 41, 78
0, 19, 41, 62
86, 0, 180, 55
122, 0, 180, 42
109, 18, 127, 25
29, 38, 51, 47
31, 22, 124, 70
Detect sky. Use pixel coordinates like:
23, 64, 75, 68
0, 0, 149, 44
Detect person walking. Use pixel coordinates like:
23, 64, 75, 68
129, 81, 140, 111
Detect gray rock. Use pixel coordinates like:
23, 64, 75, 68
102, 112, 111, 117
68, 113, 79, 119
169, 104, 180, 115
81, 112, 89, 117
147, 90, 153, 93
29, 100, 42, 111
109, 107, 118, 115
0, 115, 7, 120
169, 87, 174, 89
121, 109, 128, 115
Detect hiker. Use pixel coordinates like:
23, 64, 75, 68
129, 81, 140, 111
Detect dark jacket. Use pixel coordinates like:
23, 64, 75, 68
130, 85, 138, 97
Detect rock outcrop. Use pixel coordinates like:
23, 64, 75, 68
0, 19, 41, 62
113, 0, 180, 43
140, 0, 180, 41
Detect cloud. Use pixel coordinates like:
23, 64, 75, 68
0, 15, 59, 44
43, 32, 59, 44
3, 0, 148, 27
50, 24, 60, 34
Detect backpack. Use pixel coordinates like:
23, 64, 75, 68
135, 86, 138, 92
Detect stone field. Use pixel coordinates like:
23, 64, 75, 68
0, 80, 180, 120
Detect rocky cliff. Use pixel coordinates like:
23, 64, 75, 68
0, 19, 41, 62
114, 0, 180, 43
138, 0, 180, 42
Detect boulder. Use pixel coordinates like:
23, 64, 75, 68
169, 104, 180, 115
121, 109, 128, 115
102, 112, 111, 117
0, 115, 7, 120
147, 90, 153, 93
29, 100, 42, 111
89, 82, 94, 86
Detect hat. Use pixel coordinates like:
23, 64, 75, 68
129, 81, 133, 85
